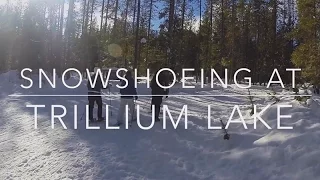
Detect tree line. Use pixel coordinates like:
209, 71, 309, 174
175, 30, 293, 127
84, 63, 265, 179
0, 0, 319, 85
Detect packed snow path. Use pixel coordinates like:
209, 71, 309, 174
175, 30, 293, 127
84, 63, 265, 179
1, 72, 320, 180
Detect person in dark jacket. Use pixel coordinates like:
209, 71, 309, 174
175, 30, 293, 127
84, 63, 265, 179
116, 71, 138, 126
151, 71, 169, 122
87, 67, 109, 122
314, 84, 319, 94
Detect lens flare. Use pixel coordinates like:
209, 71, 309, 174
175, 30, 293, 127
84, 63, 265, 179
108, 44, 122, 58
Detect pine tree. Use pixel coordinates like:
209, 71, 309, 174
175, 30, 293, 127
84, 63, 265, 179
292, 0, 320, 85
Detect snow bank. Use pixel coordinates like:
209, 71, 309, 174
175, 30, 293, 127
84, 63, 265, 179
1, 70, 320, 180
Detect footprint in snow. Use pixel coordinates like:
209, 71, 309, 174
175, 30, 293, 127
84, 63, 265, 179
44, 151, 52, 156
18, 159, 28, 167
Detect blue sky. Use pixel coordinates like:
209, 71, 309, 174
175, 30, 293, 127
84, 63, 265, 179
0, 0, 202, 31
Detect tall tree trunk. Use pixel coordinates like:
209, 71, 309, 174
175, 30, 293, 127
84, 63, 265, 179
60, 0, 65, 39
313, 0, 317, 39
206, 0, 213, 83
134, 0, 141, 70
123, 0, 130, 68
272, 0, 277, 68
196, 0, 202, 82
65, 0, 75, 69
168, 0, 175, 67
146, 0, 153, 67
100, 0, 105, 31
178, 0, 186, 70
230, 0, 235, 81
113, 0, 119, 37
90, 0, 96, 34
124, 0, 129, 34
256, 1, 261, 84
221, 0, 224, 58
82, 0, 87, 35
133, 0, 137, 34
147, 0, 153, 38
104, 0, 110, 33
85, 0, 91, 34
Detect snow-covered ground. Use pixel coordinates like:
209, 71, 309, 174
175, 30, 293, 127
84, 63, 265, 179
1, 71, 320, 180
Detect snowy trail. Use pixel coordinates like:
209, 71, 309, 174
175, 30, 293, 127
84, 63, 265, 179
1, 73, 320, 180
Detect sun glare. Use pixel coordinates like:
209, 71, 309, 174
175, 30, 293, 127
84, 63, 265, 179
0, 0, 28, 6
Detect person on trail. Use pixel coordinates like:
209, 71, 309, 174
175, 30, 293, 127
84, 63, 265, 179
314, 84, 319, 94
116, 70, 138, 126
151, 71, 169, 122
87, 67, 109, 122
